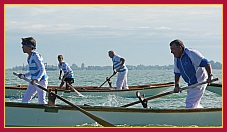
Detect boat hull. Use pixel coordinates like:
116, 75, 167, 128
206, 83, 222, 96
5, 102, 222, 127
5, 82, 174, 98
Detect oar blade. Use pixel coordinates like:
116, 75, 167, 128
99, 73, 116, 88
67, 83, 85, 97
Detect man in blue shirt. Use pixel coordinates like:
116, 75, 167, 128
169, 39, 213, 108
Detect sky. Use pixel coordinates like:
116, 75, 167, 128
5, 4, 223, 68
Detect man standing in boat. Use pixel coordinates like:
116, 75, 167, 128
58, 54, 74, 90
169, 39, 213, 108
108, 50, 129, 90
17, 37, 48, 104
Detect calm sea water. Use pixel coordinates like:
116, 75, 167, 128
5, 69, 222, 109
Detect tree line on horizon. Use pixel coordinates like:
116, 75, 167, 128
8, 60, 222, 71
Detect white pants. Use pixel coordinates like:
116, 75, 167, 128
186, 84, 207, 108
116, 70, 129, 90
22, 80, 48, 104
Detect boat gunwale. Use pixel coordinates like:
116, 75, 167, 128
5, 102, 222, 113
5, 82, 174, 92
207, 83, 222, 87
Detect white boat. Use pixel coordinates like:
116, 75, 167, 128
206, 83, 222, 96
5, 82, 174, 98
5, 102, 222, 127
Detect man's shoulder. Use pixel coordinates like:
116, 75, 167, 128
32, 51, 38, 56
31, 51, 42, 59
114, 54, 123, 59
63, 62, 71, 67
185, 48, 200, 54
185, 48, 203, 57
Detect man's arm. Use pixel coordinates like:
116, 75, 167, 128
174, 75, 181, 93
117, 58, 125, 71
205, 64, 213, 85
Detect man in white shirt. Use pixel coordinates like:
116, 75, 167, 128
108, 50, 129, 90
58, 55, 74, 90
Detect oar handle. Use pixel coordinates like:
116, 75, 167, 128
181, 78, 219, 91
99, 73, 116, 88
121, 78, 219, 108
13, 72, 115, 127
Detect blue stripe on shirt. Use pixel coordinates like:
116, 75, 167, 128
199, 58, 209, 67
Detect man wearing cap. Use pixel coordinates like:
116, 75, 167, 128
17, 37, 48, 104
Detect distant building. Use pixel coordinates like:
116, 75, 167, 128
81, 63, 86, 70
7, 60, 222, 71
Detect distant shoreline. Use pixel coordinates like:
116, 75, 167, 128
6, 60, 222, 71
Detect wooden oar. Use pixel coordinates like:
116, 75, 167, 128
13, 72, 115, 127
121, 78, 219, 108
66, 83, 85, 97
99, 72, 116, 88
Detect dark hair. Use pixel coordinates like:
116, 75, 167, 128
21, 37, 36, 49
169, 39, 185, 49
58, 55, 63, 59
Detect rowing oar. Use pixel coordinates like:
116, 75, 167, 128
66, 83, 85, 97
99, 72, 116, 88
121, 78, 219, 108
13, 72, 115, 127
